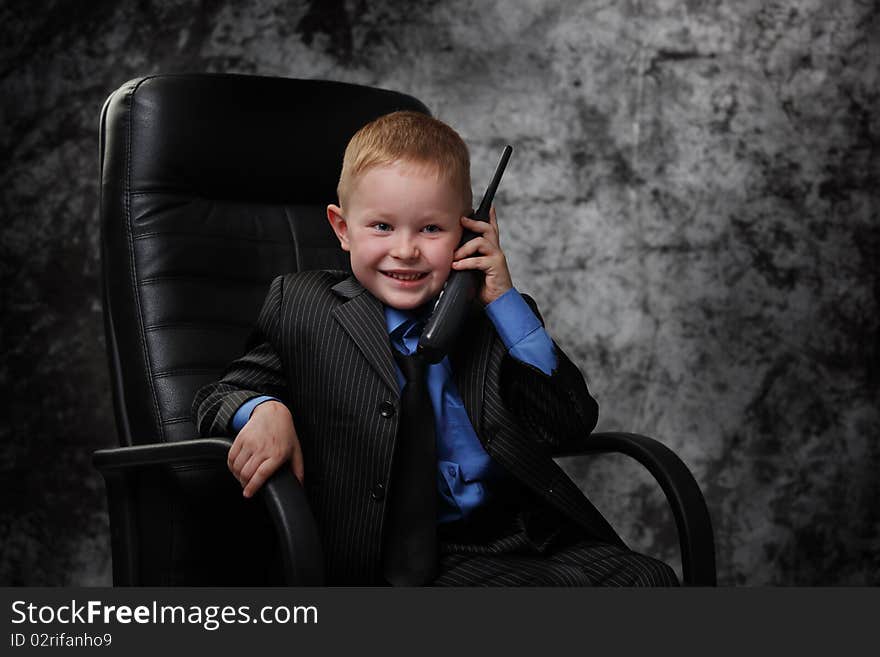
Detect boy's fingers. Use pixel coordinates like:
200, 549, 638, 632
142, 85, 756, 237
453, 241, 477, 260
290, 439, 305, 485
227, 438, 242, 469
461, 215, 493, 229
452, 256, 490, 271
489, 207, 500, 239
460, 217, 499, 245
238, 453, 260, 483
243, 459, 277, 498
243, 476, 260, 498
454, 237, 495, 260
230, 447, 252, 476
291, 455, 304, 485
460, 216, 493, 233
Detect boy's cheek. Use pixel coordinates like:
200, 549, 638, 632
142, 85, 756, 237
434, 264, 454, 286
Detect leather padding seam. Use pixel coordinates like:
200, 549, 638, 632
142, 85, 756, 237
162, 416, 199, 425
143, 321, 253, 332
138, 274, 273, 285
132, 231, 290, 244
126, 76, 166, 443
152, 367, 226, 379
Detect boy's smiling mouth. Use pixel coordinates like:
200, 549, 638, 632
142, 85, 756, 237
381, 270, 429, 281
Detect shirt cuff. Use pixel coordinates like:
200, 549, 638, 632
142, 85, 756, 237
231, 395, 281, 433
485, 288, 557, 375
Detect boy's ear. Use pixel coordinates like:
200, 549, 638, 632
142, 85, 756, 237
326, 204, 350, 252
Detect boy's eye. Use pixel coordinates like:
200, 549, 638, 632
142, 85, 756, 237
373, 222, 391, 232
422, 224, 441, 233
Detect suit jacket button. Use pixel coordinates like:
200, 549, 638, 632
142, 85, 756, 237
371, 482, 386, 501
379, 401, 395, 418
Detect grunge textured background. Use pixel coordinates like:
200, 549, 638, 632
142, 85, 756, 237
1, 0, 877, 585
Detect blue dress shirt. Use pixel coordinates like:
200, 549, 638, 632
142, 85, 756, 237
231, 287, 557, 523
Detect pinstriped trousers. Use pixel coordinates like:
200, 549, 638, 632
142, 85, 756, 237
431, 507, 679, 587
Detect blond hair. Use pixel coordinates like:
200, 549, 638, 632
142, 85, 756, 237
337, 111, 472, 211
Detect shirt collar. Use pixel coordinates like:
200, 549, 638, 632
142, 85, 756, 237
383, 300, 436, 336
384, 305, 412, 336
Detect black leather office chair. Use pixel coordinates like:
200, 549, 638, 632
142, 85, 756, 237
93, 73, 716, 586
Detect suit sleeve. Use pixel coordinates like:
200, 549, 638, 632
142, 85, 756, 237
191, 275, 290, 437
497, 294, 599, 447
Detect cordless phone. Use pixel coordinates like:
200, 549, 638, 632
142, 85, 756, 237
416, 145, 513, 363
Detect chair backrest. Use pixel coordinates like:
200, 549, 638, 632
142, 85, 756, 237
100, 73, 430, 446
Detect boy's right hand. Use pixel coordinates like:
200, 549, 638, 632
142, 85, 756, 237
227, 400, 304, 498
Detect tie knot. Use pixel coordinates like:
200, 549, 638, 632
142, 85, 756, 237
391, 317, 425, 356
402, 318, 424, 341
393, 351, 428, 383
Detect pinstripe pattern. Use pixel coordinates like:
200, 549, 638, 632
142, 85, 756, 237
193, 270, 673, 584
435, 514, 677, 586
437, 539, 678, 586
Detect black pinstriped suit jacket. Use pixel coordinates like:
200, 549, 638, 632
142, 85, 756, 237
192, 270, 623, 584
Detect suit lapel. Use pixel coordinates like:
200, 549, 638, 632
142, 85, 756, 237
328, 275, 494, 422
449, 302, 495, 433
330, 276, 399, 395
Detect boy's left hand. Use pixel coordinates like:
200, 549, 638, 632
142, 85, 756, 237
452, 206, 513, 305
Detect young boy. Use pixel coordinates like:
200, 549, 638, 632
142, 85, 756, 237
192, 111, 677, 586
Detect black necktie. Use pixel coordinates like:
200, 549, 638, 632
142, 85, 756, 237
383, 346, 438, 586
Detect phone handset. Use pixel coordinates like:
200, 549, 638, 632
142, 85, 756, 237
416, 145, 513, 364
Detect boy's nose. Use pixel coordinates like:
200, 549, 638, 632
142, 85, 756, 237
391, 236, 420, 259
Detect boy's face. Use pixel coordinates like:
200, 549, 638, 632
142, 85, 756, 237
327, 160, 465, 310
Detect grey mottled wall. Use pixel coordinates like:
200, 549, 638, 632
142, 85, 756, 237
1, 0, 877, 586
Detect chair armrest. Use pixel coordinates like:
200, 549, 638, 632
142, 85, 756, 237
93, 439, 324, 585
551, 432, 716, 586
93, 437, 234, 469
